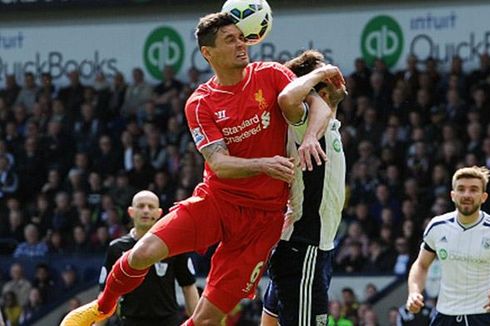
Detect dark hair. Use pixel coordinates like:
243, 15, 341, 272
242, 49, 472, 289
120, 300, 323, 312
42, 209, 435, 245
195, 12, 235, 48
284, 50, 326, 91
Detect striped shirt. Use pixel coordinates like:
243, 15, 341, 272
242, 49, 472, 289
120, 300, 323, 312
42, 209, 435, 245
281, 118, 346, 250
423, 211, 490, 315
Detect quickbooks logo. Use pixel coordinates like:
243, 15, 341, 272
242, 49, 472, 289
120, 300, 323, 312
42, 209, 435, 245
361, 15, 403, 68
143, 26, 185, 80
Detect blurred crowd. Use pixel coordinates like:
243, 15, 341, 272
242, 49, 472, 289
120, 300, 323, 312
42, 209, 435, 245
0, 52, 489, 325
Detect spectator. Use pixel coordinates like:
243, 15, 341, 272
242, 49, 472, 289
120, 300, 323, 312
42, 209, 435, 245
0, 154, 18, 200
58, 70, 85, 117
107, 171, 136, 209
120, 68, 153, 118
69, 225, 91, 254
19, 287, 44, 324
2, 263, 31, 307
14, 72, 38, 113
341, 287, 360, 322
0, 74, 20, 107
58, 265, 79, 293
328, 300, 353, 326
1, 291, 22, 326
31, 263, 56, 302
13, 224, 48, 258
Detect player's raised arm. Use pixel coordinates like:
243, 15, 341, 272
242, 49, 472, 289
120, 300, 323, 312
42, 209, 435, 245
406, 246, 436, 313
278, 64, 344, 170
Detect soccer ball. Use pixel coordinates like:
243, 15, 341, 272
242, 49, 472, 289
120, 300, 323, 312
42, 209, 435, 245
222, 0, 273, 45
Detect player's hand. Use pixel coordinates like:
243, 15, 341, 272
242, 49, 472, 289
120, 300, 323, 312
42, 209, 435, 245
316, 64, 345, 88
326, 83, 348, 108
483, 290, 490, 311
406, 292, 424, 314
261, 156, 295, 183
298, 133, 327, 171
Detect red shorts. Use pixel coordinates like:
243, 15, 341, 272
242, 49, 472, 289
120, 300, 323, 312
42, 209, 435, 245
149, 185, 284, 313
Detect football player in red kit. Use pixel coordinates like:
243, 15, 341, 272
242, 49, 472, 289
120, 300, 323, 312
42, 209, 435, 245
61, 12, 342, 326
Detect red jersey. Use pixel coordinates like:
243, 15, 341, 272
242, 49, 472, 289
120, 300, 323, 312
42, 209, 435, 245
185, 62, 296, 211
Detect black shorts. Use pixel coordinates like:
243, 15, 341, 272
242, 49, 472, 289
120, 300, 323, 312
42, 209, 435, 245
431, 312, 490, 326
263, 240, 334, 326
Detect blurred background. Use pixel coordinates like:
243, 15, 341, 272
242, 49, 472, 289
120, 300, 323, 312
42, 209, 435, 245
0, 0, 488, 325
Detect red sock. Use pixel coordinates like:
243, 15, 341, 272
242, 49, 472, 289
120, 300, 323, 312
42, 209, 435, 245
97, 251, 149, 314
181, 319, 195, 326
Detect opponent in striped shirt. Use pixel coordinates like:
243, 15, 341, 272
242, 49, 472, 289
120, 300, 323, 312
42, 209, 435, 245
262, 50, 347, 326
406, 166, 490, 325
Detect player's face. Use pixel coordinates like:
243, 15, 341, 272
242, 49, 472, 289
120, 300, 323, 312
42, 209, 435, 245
451, 177, 488, 216
128, 195, 162, 229
205, 24, 249, 70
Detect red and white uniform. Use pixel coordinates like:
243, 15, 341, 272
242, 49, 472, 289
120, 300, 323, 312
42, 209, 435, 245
186, 61, 295, 210
150, 61, 297, 313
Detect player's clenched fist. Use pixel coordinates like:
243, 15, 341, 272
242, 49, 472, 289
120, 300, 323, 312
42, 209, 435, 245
316, 64, 345, 88
261, 156, 295, 183
406, 292, 425, 314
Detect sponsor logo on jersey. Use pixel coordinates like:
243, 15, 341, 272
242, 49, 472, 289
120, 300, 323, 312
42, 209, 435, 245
215, 109, 228, 122
191, 127, 204, 145
438, 248, 448, 260
333, 138, 341, 152
222, 113, 270, 144
254, 89, 268, 110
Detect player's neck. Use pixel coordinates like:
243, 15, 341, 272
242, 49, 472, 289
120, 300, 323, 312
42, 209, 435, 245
214, 67, 246, 86
457, 211, 481, 226
131, 227, 149, 240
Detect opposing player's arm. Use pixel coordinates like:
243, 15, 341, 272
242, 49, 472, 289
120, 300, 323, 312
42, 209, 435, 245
278, 65, 338, 123
200, 140, 295, 183
182, 285, 200, 317
406, 246, 436, 313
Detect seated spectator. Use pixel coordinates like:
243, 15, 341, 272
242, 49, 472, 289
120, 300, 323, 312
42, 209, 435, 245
393, 237, 414, 277
47, 231, 66, 254
121, 68, 153, 118
328, 300, 353, 326
1, 291, 22, 326
0, 154, 18, 200
1, 209, 25, 244
336, 241, 366, 273
13, 224, 48, 258
2, 263, 31, 307
341, 287, 360, 323
58, 265, 79, 294
14, 72, 38, 113
31, 263, 56, 302
363, 283, 378, 303
90, 225, 110, 253
69, 225, 91, 254
19, 287, 44, 324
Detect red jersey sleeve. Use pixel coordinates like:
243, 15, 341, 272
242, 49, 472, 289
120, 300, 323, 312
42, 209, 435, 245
185, 93, 224, 151
269, 62, 296, 93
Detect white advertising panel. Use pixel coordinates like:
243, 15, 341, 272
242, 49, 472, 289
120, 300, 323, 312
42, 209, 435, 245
0, 2, 488, 84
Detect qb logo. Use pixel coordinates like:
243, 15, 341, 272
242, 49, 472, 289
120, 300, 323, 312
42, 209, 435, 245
242, 261, 264, 294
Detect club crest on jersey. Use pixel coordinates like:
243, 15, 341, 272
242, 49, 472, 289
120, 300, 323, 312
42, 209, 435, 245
254, 89, 268, 110
191, 127, 204, 145
482, 237, 490, 249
